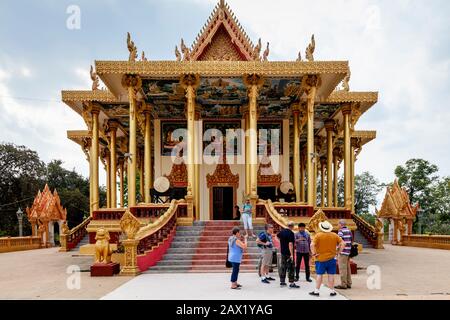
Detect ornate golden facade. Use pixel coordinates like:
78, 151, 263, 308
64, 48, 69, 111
62, 0, 378, 222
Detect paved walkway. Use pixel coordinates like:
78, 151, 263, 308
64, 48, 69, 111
339, 244, 450, 300
0, 248, 131, 299
0, 244, 449, 299
101, 272, 345, 300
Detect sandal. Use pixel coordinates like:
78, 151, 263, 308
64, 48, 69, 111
231, 286, 242, 290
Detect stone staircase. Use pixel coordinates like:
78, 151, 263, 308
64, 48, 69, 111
145, 221, 265, 273
354, 229, 373, 248
73, 234, 90, 252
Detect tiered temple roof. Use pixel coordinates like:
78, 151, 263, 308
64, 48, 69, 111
26, 184, 67, 222
376, 180, 419, 219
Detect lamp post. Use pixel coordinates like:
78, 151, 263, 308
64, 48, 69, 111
16, 207, 24, 237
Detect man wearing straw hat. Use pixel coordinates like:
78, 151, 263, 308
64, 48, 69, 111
309, 220, 345, 297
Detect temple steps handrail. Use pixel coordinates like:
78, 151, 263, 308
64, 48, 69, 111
259, 199, 289, 229
135, 199, 179, 241
351, 213, 376, 234
68, 216, 92, 235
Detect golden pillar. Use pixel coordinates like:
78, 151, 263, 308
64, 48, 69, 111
351, 137, 360, 214
194, 107, 201, 220
119, 158, 125, 207
105, 150, 111, 208
333, 148, 341, 207
90, 105, 100, 212
313, 137, 321, 207
109, 121, 119, 208
139, 150, 144, 202
122, 74, 141, 207
300, 151, 305, 202
325, 120, 335, 207
303, 75, 319, 206
292, 104, 301, 202
244, 109, 251, 196
244, 74, 263, 217
181, 74, 200, 220
342, 105, 352, 209
143, 108, 152, 203
320, 157, 326, 207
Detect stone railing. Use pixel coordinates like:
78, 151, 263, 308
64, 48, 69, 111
0, 236, 41, 253
120, 199, 182, 276
273, 202, 313, 218
257, 199, 289, 233
321, 207, 352, 219
402, 234, 450, 250
352, 213, 383, 249
60, 216, 92, 252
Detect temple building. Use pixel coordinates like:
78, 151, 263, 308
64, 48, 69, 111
62, 0, 377, 225
26, 184, 67, 247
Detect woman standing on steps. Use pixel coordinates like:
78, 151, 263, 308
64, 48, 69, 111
228, 227, 248, 290
240, 198, 256, 238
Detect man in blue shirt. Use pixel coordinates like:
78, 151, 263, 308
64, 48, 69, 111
256, 224, 276, 284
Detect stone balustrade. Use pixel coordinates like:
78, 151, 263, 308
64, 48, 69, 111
0, 236, 41, 253
402, 234, 450, 250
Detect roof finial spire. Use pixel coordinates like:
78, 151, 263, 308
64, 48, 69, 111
219, 0, 225, 8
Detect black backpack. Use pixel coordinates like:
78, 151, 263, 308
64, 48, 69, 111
349, 243, 359, 258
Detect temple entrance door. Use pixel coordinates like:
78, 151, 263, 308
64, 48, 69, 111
212, 187, 234, 220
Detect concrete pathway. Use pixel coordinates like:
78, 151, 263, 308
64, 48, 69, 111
0, 248, 132, 299
338, 244, 450, 300
1, 244, 450, 300
101, 272, 346, 300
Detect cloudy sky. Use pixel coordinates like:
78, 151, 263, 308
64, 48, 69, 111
1, 0, 449, 196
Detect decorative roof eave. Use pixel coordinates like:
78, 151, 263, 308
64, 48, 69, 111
352, 130, 377, 146
61, 90, 117, 103
332, 130, 377, 149
189, 0, 255, 61
95, 60, 349, 78
326, 91, 378, 104
67, 130, 91, 140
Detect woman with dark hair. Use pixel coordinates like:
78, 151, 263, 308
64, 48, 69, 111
234, 205, 241, 220
228, 227, 247, 289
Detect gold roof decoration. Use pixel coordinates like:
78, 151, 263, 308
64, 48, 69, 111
127, 32, 138, 62
376, 179, 419, 219
305, 34, 315, 62
186, 0, 259, 61
90, 65, 100, 91
26, 184, 67, 222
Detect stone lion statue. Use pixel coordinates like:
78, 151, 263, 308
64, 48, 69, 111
95, 228, 112, 264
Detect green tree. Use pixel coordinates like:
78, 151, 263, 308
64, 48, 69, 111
394, 159, 439, 233
337, 171, 382, 216
425, 177, 450, 234
0, 143, 46, 236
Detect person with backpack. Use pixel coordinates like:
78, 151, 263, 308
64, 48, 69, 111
256, 224, 276, 284
227, 227, 247, 290
335, 219, 353, 290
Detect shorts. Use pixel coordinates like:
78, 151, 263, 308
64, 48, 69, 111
242, 213, 253, 230
315, 258, 337, 275
260, 248, 273, 267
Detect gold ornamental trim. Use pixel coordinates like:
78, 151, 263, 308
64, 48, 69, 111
61, 90, 117, 102
95, 60, 349, 78
327, 91, 378, 103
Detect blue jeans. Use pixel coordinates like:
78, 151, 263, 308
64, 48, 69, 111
230, 262, 240, 283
